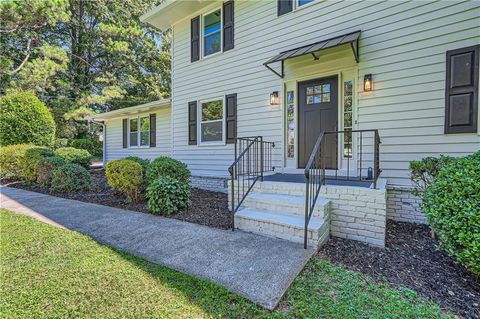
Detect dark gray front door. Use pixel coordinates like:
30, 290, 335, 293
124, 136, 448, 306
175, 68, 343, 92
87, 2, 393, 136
298, 75, 338, 169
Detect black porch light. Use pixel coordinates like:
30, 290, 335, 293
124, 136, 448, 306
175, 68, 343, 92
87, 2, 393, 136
364, 74, 372, 92
270, 91, 280, 105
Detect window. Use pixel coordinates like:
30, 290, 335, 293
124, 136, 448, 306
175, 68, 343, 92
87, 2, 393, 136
305, 84, 330, 104
286, 91, 295, 158
203, 9, 221, 57
200, 99, 224, 143
129, 116, 150, 147
343, 80, 353, 158
298, 0, 315, 6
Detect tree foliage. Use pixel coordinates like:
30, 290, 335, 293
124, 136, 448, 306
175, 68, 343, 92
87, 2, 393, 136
1, 0, 170, 138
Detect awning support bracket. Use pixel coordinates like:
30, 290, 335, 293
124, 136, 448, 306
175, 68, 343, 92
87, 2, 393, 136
311, 52, 319, 61
350, 40, 359, 63
264, 60, 284, 79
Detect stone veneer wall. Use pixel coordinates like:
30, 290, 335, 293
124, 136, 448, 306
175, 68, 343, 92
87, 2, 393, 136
190, 175, 228, 193
320, 179, 388, 247
386, 185, 426, 224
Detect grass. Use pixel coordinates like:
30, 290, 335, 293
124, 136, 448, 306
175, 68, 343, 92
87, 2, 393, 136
0, 209, 450, 318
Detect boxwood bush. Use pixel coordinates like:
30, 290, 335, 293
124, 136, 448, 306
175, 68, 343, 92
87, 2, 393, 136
409, 155, 454, 197
146, 156, 190, 185
146, 176, 191, 215
0, 144, 53, 181
36, 156, 66, 186
123, 156, 150, 175
50, 163, 92, 193
54, 147, 92, 167
69, 138, 102, 157
421, 151, 480, 275
0, 91, 55, 146
105, 159, 143, 203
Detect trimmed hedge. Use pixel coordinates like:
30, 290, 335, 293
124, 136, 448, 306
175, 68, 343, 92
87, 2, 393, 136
123, 156, 150, 175
421, 151, 480, 275
69, 138, 102, 157
146, 156, 190, 185
0, 91, 55, 146
50, 164, 92, 193
0, 144, 53, 181
105, 159, 143, 203
36, 156, 66, 186
409, 155, 454, 197
146, 176, 191, 215
54, 147, 92, 167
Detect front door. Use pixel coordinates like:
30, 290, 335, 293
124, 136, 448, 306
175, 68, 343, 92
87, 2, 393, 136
298, 75, 338, 169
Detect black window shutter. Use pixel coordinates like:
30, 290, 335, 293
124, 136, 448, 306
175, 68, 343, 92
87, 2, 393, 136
225, 93, 237, 144
122, 119, 128, 148
149, 113, 156, 147
223, 1, 234, 51
278, 0, 293, 16
188, 101, 197, 145
191, 16, 200, 62
445, 45, 479, 134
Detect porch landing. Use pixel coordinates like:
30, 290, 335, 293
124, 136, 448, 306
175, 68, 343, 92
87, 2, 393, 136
263, 173, 373, 188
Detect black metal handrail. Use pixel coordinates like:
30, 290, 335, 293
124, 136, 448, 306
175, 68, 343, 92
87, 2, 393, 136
303, 129, 381, 249
228, 136, 275, 230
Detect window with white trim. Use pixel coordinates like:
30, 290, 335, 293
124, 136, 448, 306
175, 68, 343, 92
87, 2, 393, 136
343, 80, 353, 158
200, 99, 224, 143
203, 9, 221, 57
298, 0, 315, 7
129, 116, 150, 147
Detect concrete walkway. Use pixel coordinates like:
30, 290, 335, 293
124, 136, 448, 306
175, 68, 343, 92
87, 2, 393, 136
0, 186, 314, 310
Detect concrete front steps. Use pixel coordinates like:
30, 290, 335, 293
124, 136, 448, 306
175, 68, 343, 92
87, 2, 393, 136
233, 182, 331, 249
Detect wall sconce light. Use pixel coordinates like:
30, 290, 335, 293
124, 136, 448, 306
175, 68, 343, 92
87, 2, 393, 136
270, 91, 280, 105
364, 74, 372, 92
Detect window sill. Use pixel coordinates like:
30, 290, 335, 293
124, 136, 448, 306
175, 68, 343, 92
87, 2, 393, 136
197, 141, 226, 147
128, 146, 150, 149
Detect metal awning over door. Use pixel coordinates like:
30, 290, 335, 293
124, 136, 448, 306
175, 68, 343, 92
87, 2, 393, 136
263, 30, 361, 78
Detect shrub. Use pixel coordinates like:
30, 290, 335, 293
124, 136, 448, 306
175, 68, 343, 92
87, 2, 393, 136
123, 156, 150, 174
54, 147, 92, 167
105, 159, 143, 203
147, 176, 191, 215
69, 138, 102, 157
36, 156, 66, 186
409, 155, 454, 196
421, 151, 480, 275
50, 163, 92, 193
146, 156, 190, 185
23, 147, 54, 181
52, 138, 69, 150
0, 91, 56, 146
0, 144, 53, 181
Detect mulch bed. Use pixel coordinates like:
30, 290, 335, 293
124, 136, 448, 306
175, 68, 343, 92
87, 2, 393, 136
3, 169, 232, 229
318, 220, 480, 318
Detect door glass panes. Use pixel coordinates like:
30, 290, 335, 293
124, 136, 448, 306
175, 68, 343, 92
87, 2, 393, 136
201, 99, 223, 142
140, 116, 150, 146
306, 84, 330, 104
343, 80, 353, 158
286, 91, 295, 158
129, 118, 138, 147
203, 9, 221, 56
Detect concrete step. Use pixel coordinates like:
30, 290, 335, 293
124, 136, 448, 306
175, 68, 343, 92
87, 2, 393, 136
243, 192, 329, 218
235, 208, 329, 249
253, 181, 306, 196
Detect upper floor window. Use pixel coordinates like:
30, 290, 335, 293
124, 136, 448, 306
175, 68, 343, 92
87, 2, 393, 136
203, 9, 222, 57
298, 0, 315, 6
278, 0, 317, 16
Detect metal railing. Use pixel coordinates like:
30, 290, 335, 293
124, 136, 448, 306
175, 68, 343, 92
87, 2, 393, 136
228, 136, 275, 229
303, 129, 381, 248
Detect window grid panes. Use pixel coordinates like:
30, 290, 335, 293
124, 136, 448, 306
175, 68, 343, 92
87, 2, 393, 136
286, 91, 295, 158
129, 118, 138, 147
140, 116, 150, 146
343, 80, 353, 158
306, 84, 330, 104
201, 99, 223, 143
203, 9, 221, 57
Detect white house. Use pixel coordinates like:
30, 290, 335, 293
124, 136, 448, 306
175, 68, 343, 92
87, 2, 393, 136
93, 0, 480, 249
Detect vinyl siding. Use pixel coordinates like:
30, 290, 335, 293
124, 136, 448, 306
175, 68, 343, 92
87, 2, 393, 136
170, 0, 480, 185
104, 107, 172, 162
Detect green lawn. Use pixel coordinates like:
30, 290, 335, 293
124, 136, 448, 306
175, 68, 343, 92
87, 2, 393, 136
0, 209, 450, 318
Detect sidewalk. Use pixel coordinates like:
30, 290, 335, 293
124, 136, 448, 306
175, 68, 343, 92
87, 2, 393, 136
0, 186, 314, 309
